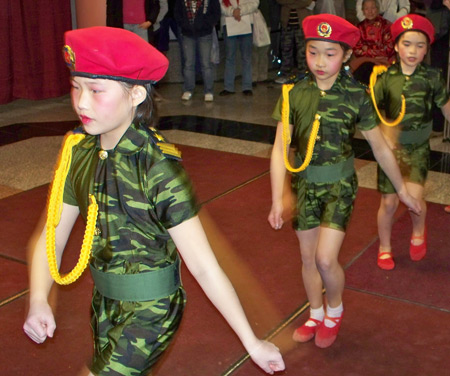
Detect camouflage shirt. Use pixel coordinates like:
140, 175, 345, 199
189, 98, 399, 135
373, 62, 449, 132
63, 123, 198, 274
272, 70, 377, 167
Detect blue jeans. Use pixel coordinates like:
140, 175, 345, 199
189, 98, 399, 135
223, 26, 253, 92
182, 33, 214, 94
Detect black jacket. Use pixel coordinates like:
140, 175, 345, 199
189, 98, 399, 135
174, 0, 220, 38
106, 0, 160, 42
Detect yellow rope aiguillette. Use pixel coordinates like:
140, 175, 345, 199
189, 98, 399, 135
369, 65, 405, 127
281, 84, 321, 173
46, 132, 98, 285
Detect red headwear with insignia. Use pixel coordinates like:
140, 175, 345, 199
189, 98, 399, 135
302, 14, 361, 48
391, 14, 435, 44
63, 26, 169, 84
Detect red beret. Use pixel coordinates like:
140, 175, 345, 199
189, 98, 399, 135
391, 14, 435, 44
63, 26, 169, 84
302, 14, 361, 48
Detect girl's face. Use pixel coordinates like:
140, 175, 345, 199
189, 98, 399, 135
306, 40, 351, 90
71, 77, 144, 149
395, 31, 428, 75
362, 0, 379, 21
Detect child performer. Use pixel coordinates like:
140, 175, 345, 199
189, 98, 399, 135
23, 27, 285, 376
268, 14, 421, 349
372, 14, 450, 270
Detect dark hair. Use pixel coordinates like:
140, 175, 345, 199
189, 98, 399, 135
120, 82, 159, 128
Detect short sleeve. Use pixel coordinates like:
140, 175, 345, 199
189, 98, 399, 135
356, 90, 377, 131
432, 69, 450, 108
272, 94, 283, 123
148, 157, 198, 229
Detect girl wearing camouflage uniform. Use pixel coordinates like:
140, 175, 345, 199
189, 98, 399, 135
373, 14, 450, 270
23, 27, 285, 376
269, 14, 420, 349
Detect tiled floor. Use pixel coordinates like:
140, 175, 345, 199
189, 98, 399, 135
1, 78, 449, 203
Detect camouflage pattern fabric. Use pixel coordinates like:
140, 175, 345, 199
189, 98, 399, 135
291, 173, 358, 231
90, 288, 186, 376
377, 141, 430, 193
373, 63, 449, 134
272, 70, 377, 230
62, 123, 198, 374
373, 63, 449, 193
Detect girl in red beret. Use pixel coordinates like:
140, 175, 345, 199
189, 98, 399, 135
372, 14, 450, 270
269, 14, 420, 348
23, 26, 285, 376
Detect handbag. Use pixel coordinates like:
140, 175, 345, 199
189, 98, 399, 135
252, 10, 270, 47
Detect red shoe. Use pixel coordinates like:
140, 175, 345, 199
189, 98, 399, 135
410, 229, 426, 261
445, 205, 450, 213
377, 251, 395, 270
292, 318, 322, 343
315, 313, 343, 348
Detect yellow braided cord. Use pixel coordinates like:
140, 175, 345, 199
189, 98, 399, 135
46, 133, 98, 285
281, 84, 321, 173
369, 65, 406, 127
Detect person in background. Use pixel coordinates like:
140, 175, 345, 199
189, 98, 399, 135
351, 0, 395, 84
23, 26, 286, 376
219, 0, 260, 96
356, 0, 409, 23
107, 0, 160, 45
252, 0, 271, 86
314, 0, 346, 17
373, 14, 450, 270
158, 0, 186, 75
274, 0, 313, 85
175, 0, 221, 102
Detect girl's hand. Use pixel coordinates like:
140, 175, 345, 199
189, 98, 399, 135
23, 300, 56, 344
248, 340, 285, 374
398, 191, 422, 216
268, 202, 284, 230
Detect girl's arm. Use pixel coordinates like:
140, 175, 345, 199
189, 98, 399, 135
268, 121, 289, 230
23, 203, 80, 344
440, 99, 450, 121
168, 217, 285, 375
361, 126, 421, 214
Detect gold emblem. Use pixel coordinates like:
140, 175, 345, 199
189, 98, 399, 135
63, 45, 76, 71
317, 22, 332, 38
401, 17, 413, 30
98, 150, 108, 160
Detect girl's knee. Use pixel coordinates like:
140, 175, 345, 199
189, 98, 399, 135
315, 254, 338, 273
380, 195, 399, 214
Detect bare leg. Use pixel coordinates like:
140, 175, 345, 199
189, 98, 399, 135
406, 182, 426, 243
296, 227, 322, 309
314, 227, 346, 308
377, 193, 399, 250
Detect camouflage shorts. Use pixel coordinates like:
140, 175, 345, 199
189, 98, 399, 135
90, 287, 186, 376
377, 142, 429, 194
291, 173, 358, 231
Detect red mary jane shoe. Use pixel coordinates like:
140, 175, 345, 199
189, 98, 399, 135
315, 313, 343, 349
377, 251, 395, 270
410, 229, 427, 261
292, 318, 322, 343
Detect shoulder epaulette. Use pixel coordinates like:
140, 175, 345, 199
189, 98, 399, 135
148, 127, 182, 160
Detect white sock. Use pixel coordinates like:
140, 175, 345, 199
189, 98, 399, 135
325, 303, 343, 328
305, 306, 324, 327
